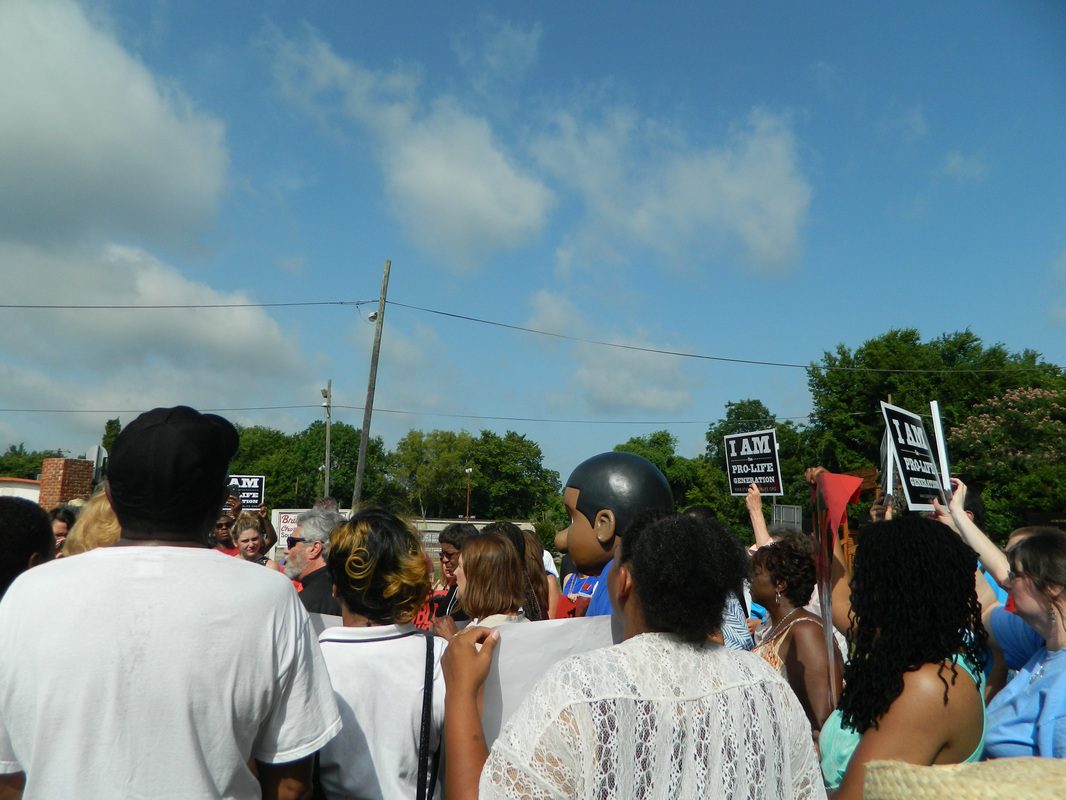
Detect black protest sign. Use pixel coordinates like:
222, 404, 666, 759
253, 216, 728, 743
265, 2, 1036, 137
228, 475, 266, 511
723, 428, 783, 496
879, 402, 943, 511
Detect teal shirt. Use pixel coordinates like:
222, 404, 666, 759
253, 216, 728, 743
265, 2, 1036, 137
820, 655, 986, 789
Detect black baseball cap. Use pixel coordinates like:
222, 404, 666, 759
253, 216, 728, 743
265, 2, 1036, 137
107, 406, 239, 536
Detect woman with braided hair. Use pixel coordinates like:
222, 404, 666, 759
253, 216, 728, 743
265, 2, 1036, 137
820, 516, 987, 799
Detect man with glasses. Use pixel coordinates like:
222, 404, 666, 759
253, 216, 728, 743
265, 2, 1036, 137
286, 509, 345, 616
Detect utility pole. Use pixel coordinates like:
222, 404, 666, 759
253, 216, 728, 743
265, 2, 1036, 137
464, 467, 473, 520
352, 259, 391, 510
321, 379, 332, 498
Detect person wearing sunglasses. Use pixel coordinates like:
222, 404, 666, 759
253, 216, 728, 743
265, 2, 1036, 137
213, 512, 238, 557
285, 509, 344, 616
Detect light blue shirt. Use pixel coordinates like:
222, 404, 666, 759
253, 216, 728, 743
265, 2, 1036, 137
984, 608, 1066, 758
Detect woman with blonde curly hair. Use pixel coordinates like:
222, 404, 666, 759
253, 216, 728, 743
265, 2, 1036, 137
230, 512, 277, 570
63, 486, 121, 556
316, 508, 444, 799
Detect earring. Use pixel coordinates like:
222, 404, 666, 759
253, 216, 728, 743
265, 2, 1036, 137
775, 591, 781, 605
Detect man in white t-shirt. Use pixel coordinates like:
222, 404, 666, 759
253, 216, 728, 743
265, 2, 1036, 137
0, 406, 341, 799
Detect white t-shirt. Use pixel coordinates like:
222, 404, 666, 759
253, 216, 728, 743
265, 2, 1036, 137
317, 624, 446, 800
541, 550, 559, 579
480, 632, 825, 799
0, 546, 341, 799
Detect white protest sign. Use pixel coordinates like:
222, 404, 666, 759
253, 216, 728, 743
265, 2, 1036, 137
723, 428, 783, 496
481, 615, 620, 745
879, 401, 944, 512
304, 612, 619, 748
228, 474, 266, 510
929, 400, 952, 493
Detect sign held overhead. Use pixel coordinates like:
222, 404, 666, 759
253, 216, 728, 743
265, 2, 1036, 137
227, 474, 266, 511
879, 402, 945, 512
723, 428, 783, 496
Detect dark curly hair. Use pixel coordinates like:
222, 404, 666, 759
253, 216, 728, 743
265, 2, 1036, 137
750, 535, 816, 608
838, 516, 986, 734
621, 513, 748, 644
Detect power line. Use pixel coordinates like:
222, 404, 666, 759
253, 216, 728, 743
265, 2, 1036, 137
385, 301, 1060, 375
0, 300, 375, 310
0, 403, 870, 425
3, 294, 1058, 374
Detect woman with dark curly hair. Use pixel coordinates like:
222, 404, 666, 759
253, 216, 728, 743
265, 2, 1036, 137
820, 516, 987, 799
442, 513, 823, 798
751, 535, 843, 736
316, 508, 444, 799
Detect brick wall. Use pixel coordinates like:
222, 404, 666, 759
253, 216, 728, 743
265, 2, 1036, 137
38, 458, 95, 510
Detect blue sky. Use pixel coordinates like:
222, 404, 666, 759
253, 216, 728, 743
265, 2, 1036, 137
2, 0, 1064, 484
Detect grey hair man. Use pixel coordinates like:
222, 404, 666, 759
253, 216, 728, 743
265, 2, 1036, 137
286, 508, 345, 616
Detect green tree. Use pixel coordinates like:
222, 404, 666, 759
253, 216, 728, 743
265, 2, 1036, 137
229, 422, 394, 510
613, 430, 698, 503
469, 430, 560, 520
949, 387, 1066, 536
807, 329, 1063, 472
0, 444, 62, 479
388, 429, 476, 518
101, 418, 121, 454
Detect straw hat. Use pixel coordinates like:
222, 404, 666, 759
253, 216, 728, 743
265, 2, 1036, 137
864, 758, 1066, 800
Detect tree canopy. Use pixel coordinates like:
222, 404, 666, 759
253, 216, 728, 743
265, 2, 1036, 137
4, 327, 1062, 539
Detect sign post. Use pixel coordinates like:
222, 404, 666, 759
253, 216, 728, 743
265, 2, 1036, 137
723, 428, 783, 496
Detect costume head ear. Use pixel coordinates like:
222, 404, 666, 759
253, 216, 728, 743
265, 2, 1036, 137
594, 509, 616, 544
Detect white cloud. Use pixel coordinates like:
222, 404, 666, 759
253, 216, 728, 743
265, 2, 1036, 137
811, 60, 840, 98
271, 27, 553, 269
0, 242, 301, 371
575, 341, 692, 414
525, 290, 693, 415
532, 108, 811, 271
276, 255, 307, 275
0, 241, 309, 450
453, 16, 543, 95
0, 0, 227, 247
881, 103, 928, 146
940, 150, 988, 183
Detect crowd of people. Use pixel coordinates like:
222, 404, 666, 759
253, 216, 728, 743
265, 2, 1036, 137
0, 404, 1064, 799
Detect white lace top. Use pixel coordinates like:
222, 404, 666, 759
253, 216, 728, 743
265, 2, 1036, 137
480, 632, 825, 799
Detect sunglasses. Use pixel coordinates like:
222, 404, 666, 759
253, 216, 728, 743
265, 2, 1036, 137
286, 536, 307, 549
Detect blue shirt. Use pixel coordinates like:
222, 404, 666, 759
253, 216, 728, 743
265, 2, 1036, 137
584, 559, 614, 617
984, 608, 1066, 758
